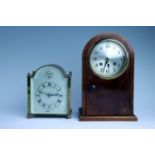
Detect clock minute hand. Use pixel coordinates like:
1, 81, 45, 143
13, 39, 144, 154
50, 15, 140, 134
39, 90, 60, 97
39, 91, 53, 97
46, 93, 60, 97
103, 58, 109, 72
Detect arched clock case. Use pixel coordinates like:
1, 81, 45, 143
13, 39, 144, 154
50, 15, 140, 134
79, 33, 137, 121
27, 64, 72, 119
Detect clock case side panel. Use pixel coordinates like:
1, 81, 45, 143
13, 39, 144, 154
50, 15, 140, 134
82, 53, 87, 115
82, 38, 96, 116
129, 45, 135, 116
80, 33, 137, 121
27, 64, 72, 119
27, 72, 33, 118
67, 71, 72, 119
121, 38, 136, 118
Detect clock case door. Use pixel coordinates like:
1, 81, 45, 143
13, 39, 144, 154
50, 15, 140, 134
80, 33, 137, 121
27, 64, 72, 119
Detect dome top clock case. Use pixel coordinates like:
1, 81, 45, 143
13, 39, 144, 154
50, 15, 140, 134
27, 64, 72, 119
79, 33, 137, 121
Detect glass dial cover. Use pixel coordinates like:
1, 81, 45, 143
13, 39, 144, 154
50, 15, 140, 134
89, 39, 129, 79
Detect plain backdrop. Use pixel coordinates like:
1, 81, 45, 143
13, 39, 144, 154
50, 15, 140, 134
0, 26, 155, 128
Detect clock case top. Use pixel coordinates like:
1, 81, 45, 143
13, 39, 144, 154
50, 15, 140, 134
27, 64, 72, 119
80, 33, 137, 121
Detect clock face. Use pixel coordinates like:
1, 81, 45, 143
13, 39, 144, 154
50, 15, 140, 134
30, 66, 68, 114
35, 82, 63, 111
89, 39, 129, 79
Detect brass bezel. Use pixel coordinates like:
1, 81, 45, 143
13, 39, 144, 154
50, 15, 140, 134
89, 39, 129, 80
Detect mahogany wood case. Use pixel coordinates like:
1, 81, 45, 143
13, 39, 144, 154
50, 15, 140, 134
79, 33, 137, 121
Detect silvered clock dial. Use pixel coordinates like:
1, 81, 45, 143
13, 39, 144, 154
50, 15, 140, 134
89, 39, 129, 79
27, 64, 72, 118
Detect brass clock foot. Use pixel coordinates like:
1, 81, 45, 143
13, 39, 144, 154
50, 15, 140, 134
66, 114, 71, 119
27, 113, 32, 118
66, 108, 72, 119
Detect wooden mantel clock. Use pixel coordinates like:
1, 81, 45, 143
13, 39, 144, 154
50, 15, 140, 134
79, 33, 137, 121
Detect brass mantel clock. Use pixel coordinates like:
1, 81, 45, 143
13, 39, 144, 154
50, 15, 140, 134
27, 64, 72, 119
79, 33, 137, 121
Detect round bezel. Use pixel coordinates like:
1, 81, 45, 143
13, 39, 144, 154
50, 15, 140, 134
89, 39, 129, 80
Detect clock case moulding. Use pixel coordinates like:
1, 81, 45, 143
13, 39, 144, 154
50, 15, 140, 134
27, 64, 72, 119
79, 33, 138, 121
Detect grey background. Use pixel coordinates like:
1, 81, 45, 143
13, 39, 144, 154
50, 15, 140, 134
0, 26, 154, 128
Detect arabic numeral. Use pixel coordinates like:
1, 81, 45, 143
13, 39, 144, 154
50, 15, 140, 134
100, 68, 104, 73
106, 44, 110, 48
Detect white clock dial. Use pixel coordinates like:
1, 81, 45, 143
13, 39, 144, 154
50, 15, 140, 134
35, 82, 63, 111
89, 39, 129, 79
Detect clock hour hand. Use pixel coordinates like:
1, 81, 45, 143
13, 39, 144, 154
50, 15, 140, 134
39, 90, 46, 95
